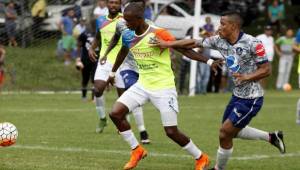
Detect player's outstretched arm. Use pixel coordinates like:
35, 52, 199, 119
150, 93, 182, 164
107, 46, 129, 85
153, 39, 197, 49
232, 62, 271, 84
100, 33, 121, 64
175, 48, 223, 75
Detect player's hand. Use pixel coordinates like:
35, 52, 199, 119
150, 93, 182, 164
107, 75, 115, 86
88, 48, 97, 63
99, 56, 107, 65
211, 59, 224, 75
232, 73, 250, 84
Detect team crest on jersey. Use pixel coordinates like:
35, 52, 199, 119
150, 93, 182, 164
255, 43, 265, 57
236, 47, 243, 56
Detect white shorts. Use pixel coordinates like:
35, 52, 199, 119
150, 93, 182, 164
94, 62, 125, 88
117, 83, 179, 126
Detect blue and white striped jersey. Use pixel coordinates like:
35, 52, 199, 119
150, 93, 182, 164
197, 32, 269, 99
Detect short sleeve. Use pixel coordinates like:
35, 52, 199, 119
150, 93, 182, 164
95, 16, 105, 32
251, 39, 269, 64
155, 29, 175, 42
95, 18, 100, 32
115, 19, 126, 36
275, 37, 282, 45
122, 29, 135, 48
199, 35, 218, 49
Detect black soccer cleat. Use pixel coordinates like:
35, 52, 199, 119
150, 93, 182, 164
270, 131, 286, 154
140, 131, 151, 144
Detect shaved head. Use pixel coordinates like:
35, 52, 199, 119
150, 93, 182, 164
222, 11, 243, 28
127, 0, 145, 7
124, 2, 144, 19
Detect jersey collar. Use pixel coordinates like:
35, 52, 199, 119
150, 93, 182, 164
106, 13, 121, 21
228, 32, 244, 45
135, 25, 151, 37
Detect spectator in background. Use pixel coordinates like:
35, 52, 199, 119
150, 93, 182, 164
144, 0, 152, 20
73, 17, 87, 36
196, 30, 211, 94
0, 44, 5, 90
268, 0, 282, 33
203, 16, 214, 35
93, 0, 108, 18
0, 3, 5, 13
5, 2, 18, 47
279, 0, 286, 20
58, 9, 76, 66
275, 28, 296, 89
73, 4, 82, 21
76, 19, 97, 101
256, 25, 275, 88
31, 0, 46, 38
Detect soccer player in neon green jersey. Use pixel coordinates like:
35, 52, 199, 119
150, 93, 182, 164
100, 0, 152, 144
106, 2, 222, 170
88, 0, 123, 133
89, 0, 151, 141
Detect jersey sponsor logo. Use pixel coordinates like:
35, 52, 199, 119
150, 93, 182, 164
226, 55, 240, 73
236, 47, 243, 56
255, 43, 265, 57
137, 63, 158, 70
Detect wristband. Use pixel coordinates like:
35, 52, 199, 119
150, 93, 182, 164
109, 72, 116, 77
206, 59, 214, 66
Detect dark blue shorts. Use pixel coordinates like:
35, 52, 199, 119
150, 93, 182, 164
222, 95, 264, 128
120, 70, 139, 90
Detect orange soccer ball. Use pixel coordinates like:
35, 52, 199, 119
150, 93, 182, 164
283, 83, 292, 92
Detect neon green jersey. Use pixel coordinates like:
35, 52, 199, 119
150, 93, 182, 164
96, 13, 123, 64
122, 25, 176, 90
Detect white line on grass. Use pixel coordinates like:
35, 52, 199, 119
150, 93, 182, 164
1, 104, 292, 113
10, 145, 300, 161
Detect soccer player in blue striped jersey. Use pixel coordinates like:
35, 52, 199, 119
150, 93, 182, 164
154, 11, 286, 170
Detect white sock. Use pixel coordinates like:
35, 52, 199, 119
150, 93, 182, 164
236, 126, 269, 142
182, 140, 202, 159
95, 96, 106, 119
132, 106, 146, 132
120, 130, 139, 149
216, 146, 233, 170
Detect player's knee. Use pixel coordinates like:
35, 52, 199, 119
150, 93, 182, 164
219, 127, 230, 141
109, 103, 129, 121
164, 127, 178, 139
94, 86, 104, 97
109, 110, 121, 121
94, 90, 103, 97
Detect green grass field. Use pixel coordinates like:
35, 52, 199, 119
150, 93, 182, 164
0, 90, 299, 170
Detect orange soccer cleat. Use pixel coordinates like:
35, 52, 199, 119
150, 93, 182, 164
123, 145, 148, 170
195, 153, 210, 170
